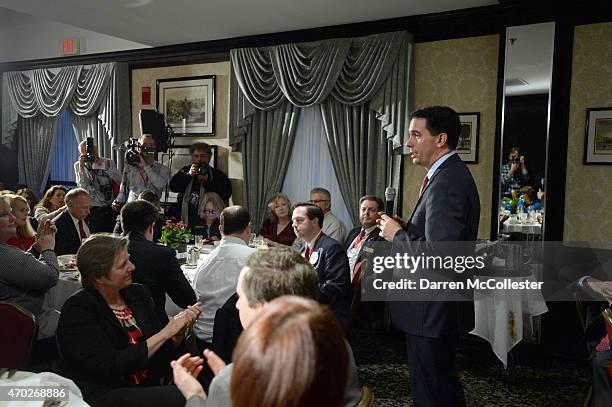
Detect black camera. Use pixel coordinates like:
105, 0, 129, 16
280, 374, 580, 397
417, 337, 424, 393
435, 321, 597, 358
511, 156, 520, 164
125, 140, 142, 166
197, 164, 210, 176
86, 137, 95, 164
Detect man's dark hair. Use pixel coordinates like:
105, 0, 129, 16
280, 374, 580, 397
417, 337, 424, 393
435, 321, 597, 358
220, 205, 251, 235
293, 202, 324, 229
359, 195, 384, 212
411, 106, 461, 150
190, 142, 213, 156
121, 200, 159, 234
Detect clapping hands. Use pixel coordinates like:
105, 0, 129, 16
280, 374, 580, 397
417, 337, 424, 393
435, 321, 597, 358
35, 219, 57, 252
165, 302, 202, 345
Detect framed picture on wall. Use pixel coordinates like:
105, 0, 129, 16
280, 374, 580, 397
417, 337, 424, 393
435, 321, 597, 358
156, 75, 215, 136
584, 107, 612, 165
457, 112, 480, 163
159, 145, 217, 205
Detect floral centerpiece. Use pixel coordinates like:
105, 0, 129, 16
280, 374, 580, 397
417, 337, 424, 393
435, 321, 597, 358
159, 220, 193, 249
502, 190, 524, 214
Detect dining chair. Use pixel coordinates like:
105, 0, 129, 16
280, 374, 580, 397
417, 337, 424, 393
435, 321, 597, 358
0, 302, 38, 369
602, 308, 612, 385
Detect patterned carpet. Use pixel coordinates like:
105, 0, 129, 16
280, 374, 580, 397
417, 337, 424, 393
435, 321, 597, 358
348, 328, 591, 407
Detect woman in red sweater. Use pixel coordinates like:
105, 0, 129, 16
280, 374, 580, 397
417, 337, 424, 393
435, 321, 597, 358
5, 194, 36, 251
259, 193, 296, 247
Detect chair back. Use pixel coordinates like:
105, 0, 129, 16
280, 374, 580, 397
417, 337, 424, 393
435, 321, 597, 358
602, 308, 612, 385
0, 302, 38, 369
350, 260, 365, 318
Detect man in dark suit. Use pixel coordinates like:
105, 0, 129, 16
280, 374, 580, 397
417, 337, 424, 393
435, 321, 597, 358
53, 188, 92, 256
292, 202, 351, 331
344, 195, 385, 280
379, 106, 480, 406
120, 199, 196, 325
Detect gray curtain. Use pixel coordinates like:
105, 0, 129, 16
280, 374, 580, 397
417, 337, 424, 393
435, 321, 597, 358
17, 115, 58, 195
243, 101, 300, 230
2, 62, 130, 194
230, 31, 412, 225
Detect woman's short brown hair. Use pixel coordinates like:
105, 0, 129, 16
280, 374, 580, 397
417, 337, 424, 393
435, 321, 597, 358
77, 234, 128, 291
265, 193, 292, 223
231, 296, 348, 407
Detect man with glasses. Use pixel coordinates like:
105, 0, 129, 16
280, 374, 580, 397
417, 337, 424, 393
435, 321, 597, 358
169, 142, 232, 229
309, 187, 347, 244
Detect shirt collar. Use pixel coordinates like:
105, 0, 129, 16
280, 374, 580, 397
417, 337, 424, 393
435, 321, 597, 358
220, 235, 248, 246
362, 225, 377, 235
308, 230, 323, 249
427, 151, 456, 180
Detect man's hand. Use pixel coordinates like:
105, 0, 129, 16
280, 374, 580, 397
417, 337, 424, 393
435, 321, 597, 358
188, 164, 199, 177
377, 213, 403, 241
137, 154, 146, 169
203, 349, 227, 376
171, 353, 207, 400
111, 201, 121, 212
586, 278, 612, 302
78, 153, 88, 171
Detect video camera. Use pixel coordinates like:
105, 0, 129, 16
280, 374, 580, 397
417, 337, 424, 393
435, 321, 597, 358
197, 164, 210, 176
124, 139, 153, 166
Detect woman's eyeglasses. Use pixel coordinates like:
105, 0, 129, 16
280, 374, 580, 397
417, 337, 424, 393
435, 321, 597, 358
204, 209, 217, 215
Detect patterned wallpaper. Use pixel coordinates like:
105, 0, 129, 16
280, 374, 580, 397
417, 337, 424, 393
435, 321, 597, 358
402, 35, 500, 239
564, 22, 612, 242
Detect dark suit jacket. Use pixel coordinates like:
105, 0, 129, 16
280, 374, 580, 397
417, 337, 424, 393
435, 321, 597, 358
312, 234, 352, 331
211, 293, 242, 364
56, 284, 178, 400
127, 232, 196, 324
53, 209, 87, 256
391, 153, 480, 338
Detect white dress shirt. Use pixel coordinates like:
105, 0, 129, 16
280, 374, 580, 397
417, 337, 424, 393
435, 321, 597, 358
69, 212, 90, 241
192, 235, 255, 342
347, 225, 377, 279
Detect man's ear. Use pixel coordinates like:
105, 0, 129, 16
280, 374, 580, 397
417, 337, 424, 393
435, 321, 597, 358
437, 132, 448, 147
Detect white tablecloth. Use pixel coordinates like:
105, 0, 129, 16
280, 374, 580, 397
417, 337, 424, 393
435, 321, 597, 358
502, 220, 542, 235
165, 248, 212, 317
45, 271, 81, 312
469, 273, 548, 368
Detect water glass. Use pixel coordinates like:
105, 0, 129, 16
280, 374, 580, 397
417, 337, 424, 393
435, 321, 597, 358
194, 235, 203, 248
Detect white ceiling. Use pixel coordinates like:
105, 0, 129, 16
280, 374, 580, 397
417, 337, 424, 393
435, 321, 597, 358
0, 0, 497, 47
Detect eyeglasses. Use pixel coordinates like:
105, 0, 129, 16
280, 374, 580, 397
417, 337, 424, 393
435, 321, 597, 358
310, 199, 329, 204
204, 209, 217, 215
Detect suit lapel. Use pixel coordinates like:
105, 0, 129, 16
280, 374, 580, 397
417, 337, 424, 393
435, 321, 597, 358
407, 155, 458, 223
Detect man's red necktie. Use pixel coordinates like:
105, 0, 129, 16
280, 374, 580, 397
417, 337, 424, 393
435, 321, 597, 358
419, 176, 430, 197
78, 220, 87, 240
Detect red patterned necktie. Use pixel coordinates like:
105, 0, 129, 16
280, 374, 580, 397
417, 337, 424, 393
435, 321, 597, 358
419, 176, 430, 197
304, 246, 312, 261
352, 229, 366, 249
78, 220, 87, 240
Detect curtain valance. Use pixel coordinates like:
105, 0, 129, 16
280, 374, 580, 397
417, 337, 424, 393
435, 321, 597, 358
5, 63, 114, 119
231, 31, 406, 110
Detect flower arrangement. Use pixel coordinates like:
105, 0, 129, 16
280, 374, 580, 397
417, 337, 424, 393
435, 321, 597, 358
159, 220, 193, 249
502, 190, 524, 214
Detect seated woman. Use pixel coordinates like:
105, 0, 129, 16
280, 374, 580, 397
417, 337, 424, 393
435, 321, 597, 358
56, 234, 202, 407
0, 196, 59, 339
259, 193, 296, 247
34, 185, 66, 223
519, 186, 543, 213
5, 194, 36, 251
192, 192, 224, 242
172, 296, 348, 407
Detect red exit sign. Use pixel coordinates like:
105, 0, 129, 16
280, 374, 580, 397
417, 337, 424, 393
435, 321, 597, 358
61, 38, 80, 55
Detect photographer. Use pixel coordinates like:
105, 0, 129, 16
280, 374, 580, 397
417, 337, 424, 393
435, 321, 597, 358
500, 146, 529, 198
111, 134, 170, 211
169, 142, 231, 228
74, 138, 121, 233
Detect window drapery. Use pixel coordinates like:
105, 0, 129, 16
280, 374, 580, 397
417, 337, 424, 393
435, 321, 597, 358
230, 31, 412, 227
